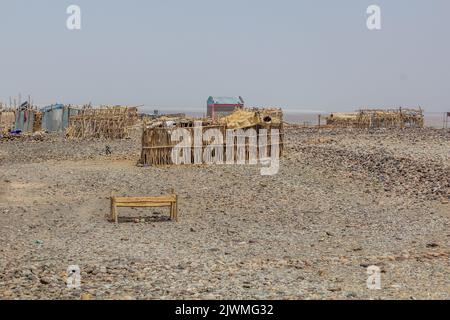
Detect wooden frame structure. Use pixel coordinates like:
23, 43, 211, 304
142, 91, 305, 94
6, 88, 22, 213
110, 192, 178, 223
326, 108, 424, 129
66, 106, 139, 139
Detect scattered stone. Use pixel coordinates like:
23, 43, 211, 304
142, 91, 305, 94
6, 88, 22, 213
40, 277, 52, 285
426, 242, 439, 248
1, 127, 449, 299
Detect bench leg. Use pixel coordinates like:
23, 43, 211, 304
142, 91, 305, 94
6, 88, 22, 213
110, 197, 114, 222
175, 199, 178, 222
170, 203, 174, 221
111, 198, 118, 224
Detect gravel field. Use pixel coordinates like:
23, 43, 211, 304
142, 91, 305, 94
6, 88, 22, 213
0, 127, 449, 300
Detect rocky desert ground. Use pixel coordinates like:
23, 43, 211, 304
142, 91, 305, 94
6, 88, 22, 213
0, 127, 449, 300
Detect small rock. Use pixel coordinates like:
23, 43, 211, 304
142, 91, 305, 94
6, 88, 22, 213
426, 242, 439, 248
360, 263, 370, 268
40, 277, 52, 285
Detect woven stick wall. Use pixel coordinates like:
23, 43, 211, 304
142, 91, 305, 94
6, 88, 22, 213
66, 106, 138, 139
0, 109, 16, 134
140, 123, 284, 166
358, 108, 424, 128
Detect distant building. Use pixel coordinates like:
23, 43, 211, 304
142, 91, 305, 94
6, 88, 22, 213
207, 96, 244, 119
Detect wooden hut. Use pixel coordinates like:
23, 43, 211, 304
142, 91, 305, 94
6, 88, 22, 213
326, 108, 424, 129
140, 109, 284, 166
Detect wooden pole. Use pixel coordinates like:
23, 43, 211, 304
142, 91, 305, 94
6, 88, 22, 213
113, 197, 118, 224
444, 113, 446, 129
175, 194, 178, 222
170, 188, 175, 220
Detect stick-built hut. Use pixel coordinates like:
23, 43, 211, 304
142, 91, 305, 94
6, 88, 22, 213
326, 108, 424, 128
140, 108, 284, 166
66, 106, 139, 139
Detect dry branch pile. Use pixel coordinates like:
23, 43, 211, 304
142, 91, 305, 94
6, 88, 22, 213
66, 106, 139, 139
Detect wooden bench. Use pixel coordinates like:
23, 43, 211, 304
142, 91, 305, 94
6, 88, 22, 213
110, 192, 178, 223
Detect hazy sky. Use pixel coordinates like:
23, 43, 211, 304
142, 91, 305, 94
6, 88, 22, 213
0, 0, 449, 112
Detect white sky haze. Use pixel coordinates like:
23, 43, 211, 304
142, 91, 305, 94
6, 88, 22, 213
0, 0, 449, 112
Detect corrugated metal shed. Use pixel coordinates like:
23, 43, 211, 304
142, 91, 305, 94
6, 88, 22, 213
15, 110, 37, 132
41, 104, 80, 132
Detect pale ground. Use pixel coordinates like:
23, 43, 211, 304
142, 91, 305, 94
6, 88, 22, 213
0, 127, 449, 300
